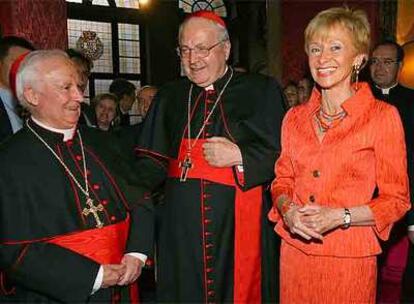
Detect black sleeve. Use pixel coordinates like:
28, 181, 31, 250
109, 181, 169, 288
1, 242, 99, 302
236, 77, 285, 190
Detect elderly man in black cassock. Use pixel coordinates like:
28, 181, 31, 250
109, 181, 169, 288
134, 10, 285, 303
0, 50, 151, 303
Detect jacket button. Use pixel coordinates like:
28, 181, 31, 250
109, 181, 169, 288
312, 170, 320, 177
309, 195, 315, 203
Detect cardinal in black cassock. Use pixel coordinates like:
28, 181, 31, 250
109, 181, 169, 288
0, 50, 151, 303
134, 11, 285, 303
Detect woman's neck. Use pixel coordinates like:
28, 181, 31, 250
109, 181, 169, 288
321, 85, 355, 114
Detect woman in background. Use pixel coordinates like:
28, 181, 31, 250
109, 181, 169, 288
269, 7, 410, 303
93, 93, 119, 131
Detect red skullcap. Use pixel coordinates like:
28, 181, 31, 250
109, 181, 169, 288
9, 51, 30, 97
187, 10, 226, 28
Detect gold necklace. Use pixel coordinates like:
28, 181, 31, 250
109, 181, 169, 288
26, 120, 104, 228
179, 67, 234, 182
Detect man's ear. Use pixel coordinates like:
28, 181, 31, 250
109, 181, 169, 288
24, 86, 39, 107
224, 40, 231, 61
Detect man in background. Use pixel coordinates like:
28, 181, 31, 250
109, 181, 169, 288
109, 78, 137, 127
0, 36, 34, 142
136, 85, 157, 122
370, 40, 414, 304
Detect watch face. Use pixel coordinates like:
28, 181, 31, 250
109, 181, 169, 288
343, 209, 351, 228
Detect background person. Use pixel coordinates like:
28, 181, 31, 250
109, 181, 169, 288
93, 93, 119, 131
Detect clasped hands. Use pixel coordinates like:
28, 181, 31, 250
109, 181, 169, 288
101, 255, 144, 288
283, 204, 343, 241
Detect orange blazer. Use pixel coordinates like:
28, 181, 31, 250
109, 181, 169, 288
269, 83, 411, 257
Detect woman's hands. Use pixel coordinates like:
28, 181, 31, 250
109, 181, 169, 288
283, 204, 344, 241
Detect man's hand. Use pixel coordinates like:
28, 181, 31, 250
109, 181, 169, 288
101, 264, 126, 288
202, 137, 242, 167
117, 255, 145, 286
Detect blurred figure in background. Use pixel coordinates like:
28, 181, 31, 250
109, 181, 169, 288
66, 48, 94, 126
93, 93, 119, 131
136, 85, 157, 121
369, 40, 414, 304
283, 81, 299, 108
297, 77, 313, 103
109, 78, 137, 127
0, 36, 34, 142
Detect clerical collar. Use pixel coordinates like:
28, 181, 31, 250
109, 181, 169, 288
31, 117, 76, 141
204, 66, 229, 91
376, 82, 398, 95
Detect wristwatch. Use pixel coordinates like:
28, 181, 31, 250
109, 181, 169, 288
342, 208, 351, 229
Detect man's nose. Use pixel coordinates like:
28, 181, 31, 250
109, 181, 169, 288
189, 50, 199, 64
73, 85, 84, 102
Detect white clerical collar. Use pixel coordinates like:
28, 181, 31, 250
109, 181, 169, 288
204, 66, 229, 91
376, 82, 398, 95
31, 117, 76, 141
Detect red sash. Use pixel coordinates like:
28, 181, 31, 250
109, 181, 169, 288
47, 216, 138, 303
169, 139, 262, 303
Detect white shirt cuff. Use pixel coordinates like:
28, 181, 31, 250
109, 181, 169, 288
407, 225, 414, 231
126, 252, 147, 265
90, 252, 147, 295
91, 266, 103, 295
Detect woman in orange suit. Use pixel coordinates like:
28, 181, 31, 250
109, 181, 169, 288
269, 7, 411, 304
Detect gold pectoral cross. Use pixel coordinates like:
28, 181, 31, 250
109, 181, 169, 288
179, 155, 193, 182
82, 197, 104, 228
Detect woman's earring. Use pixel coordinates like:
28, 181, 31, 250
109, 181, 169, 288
352, 64, 360, 91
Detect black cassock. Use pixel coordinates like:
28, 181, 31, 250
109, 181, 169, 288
0, 120, 152, 303
136, 69, 285, 303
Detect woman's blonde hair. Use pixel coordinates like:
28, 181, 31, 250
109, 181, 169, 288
304, 7, 370, 55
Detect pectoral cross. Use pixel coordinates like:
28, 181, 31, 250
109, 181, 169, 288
82, 197, 104, 228
179, 155, 193, 182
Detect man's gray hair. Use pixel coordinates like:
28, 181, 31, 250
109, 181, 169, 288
178, 16, 229, 44
16, 49, 69, 109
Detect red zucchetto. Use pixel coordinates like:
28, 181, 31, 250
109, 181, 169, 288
187, 10, 226, 28
9, 51, 30, 97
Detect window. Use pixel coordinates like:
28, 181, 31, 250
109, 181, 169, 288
66, 0, 145, 100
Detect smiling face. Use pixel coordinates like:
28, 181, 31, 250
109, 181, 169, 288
26, 57, 83, 129
179, 18, 230, 88
307, 25, 363, 92
95, 97, 117, 131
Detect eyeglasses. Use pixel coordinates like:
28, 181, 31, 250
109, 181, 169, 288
369, 58, 399, 67
176, 39, 227, 58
